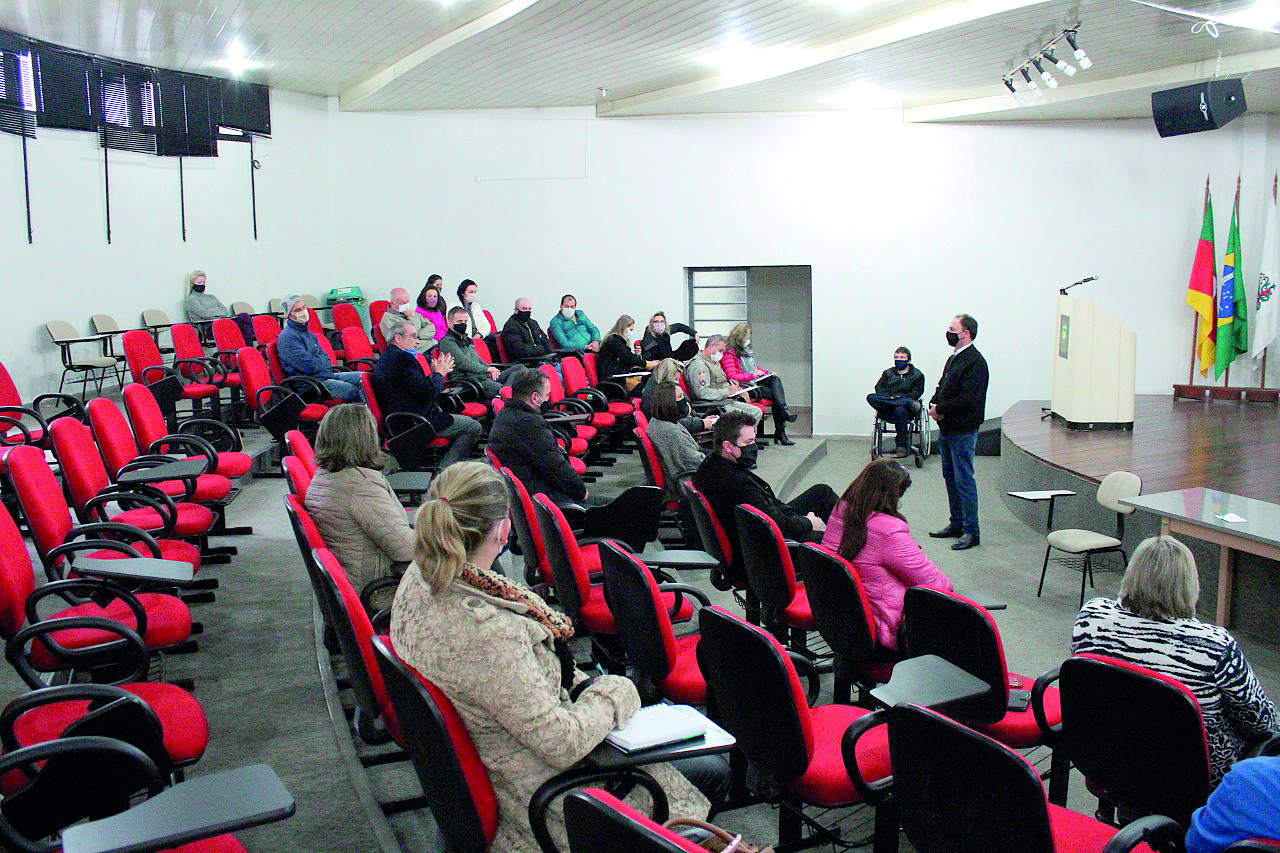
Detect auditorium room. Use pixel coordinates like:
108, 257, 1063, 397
1, 1, 1279, 851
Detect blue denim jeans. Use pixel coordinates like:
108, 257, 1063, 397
323, 371, 366, 403
938, 428, 979, 537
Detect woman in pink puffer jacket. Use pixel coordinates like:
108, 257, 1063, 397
821, 458, 953, 650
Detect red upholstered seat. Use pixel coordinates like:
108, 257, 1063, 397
154, 474, 233, 504
166, 834, 249, 853
606, 401, 634, 417
975, 675, 1062, 748
789, 703, 891, 806
11, 681, 209, 767
460, 402, 487, 418
579, 582, 694, 635
568, 456, 587, 475
113, 503, 217, 537
780, 583, 816, 629
88, 538, 202, 570
301, 402, 329, 421
659, 634, 706, 703
179, 382, 221, 399
1047, 804, 1154, 853
30, 593, 194, 670
586, 411, 616, 429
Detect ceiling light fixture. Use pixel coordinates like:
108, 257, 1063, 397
1003, 77, 1017, 94
1064, 30, 1092, 70
1030, 57, 1058, 88
1020, 67, 1043, 99
1042, 48, 1076, 76
214, 38, 261, 77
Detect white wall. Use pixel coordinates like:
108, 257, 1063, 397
0, 90, 334, 396
4, 90, 1276, 435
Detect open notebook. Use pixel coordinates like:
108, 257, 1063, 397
604, 704, 708, 753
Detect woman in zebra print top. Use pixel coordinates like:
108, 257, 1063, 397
1071, 536, 1278, 784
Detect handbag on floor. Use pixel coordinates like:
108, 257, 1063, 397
661, 817, 775, 852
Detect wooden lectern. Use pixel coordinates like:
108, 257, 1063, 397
1050, 295, 1136, 430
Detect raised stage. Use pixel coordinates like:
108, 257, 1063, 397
1002, 394, 1280, 503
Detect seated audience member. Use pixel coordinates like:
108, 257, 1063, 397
184, 270, 255, 344
867, 346, 926, 458
390, 462, 714, 852
438, 306, 517, 398
1186, 756, 1280, 853
1072, 535, 1279, 784
488, 367, 599, 507
502, 298, 556, 363
643, 364, 715, 437
642, 311, 699, 362
279, 295, 365, 402
379, 288, 429, 351
456, 278, 498, 353
684, 336, 763, 427
597, 315, 658, 391
822, 458, 953, 650
415, 277, 449, 342
722, 322, 797, 446
304, 404, 412, 611
371, 321, 483, 471
692, 411, 837, 545
547, 294, 601, 353
645, 382, 708, 500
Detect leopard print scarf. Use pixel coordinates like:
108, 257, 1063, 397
459, 562, 574, 640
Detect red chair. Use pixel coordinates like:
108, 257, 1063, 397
252, 314, 281, 350
901, 587, 1062, 751
211, 316, 248, 369
4, 443, 204, 580
369, 300, 390, 353
340, 326, 378, 371
0, 360, 85, 449
697, 605, 895, 849
266, 340, 340, 408
237, 346, 320, 454
540, 364, 618, 434
499, 466, 582, 587
599, 540, 709, 704
332, 303, 363, 335
283, 456, 313, 499
561, 356, 635, 420
122, 383, 252, 481
735, 503, 815, 652
563, 788, 700, 853
495, 385, 593, 458
682, 481, 754, 617
122, 330, 223, 418
411, 353, 488, 421
794, 543, 897, 705
633, 426, 685, 541
361, 372, 451, 472
285, 429, 317, 475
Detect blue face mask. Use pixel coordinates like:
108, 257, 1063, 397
894, 359, 909, 370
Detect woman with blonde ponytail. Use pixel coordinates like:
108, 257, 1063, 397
391, 461, 712, 851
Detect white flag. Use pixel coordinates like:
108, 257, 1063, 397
1254, 178, 1280, 359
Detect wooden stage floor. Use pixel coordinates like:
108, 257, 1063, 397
1003, 395, 1280, 503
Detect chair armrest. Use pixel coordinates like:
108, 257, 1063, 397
841, 708, 893, 805
657, 582, 711, 617
46, 538, 145, 580
140, 364, 179, 386
281, 375, 331, 404
448, 377, 484, 402
582, 486, 663, 551
788, 651, 821, 706
84, 486, 176, 538
1031, 665, 1062, 743
7, 614, 149, 690
359, 577, 401, 618
145, 434, 218, 473
595, 380, 630, 402
384, 411, 434, 438
175, 417, 243, 452
0, 683, 141, 751
118, 459, 196, 500
0, 414, 34, 446
370, 609, 392, 634
173, 357, 226, 385
64, 523, 162, 560
31, 393, 88, 426
1099, 815, 1185, 853
545, 398, 593, 417
529, 767, 668, 853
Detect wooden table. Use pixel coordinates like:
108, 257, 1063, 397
1121, 488, 1280, 627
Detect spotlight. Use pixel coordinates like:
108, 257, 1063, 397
1030, 57, 1058, 88
1020, 67, 1043, 98
1065, 31, 1092, 70
1003, 77, 1017, 94
1043, 49, 1076, 76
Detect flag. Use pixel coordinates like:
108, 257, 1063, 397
1253, 173, 1279, 360
1215, 178, 1247, 378
1187, 177, 1217, 377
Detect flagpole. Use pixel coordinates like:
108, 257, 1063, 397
1189, 314, 1198, 384
1265, 175, 1278, 391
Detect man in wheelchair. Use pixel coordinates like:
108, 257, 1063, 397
867, 346, 925, 458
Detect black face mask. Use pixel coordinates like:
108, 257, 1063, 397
192, 285, 205, 293
735, 443, 759, 470
678, 399, 692, 418
894, 359, 909, 370
452, 322, 469, 335
946, 331, 960, 346
518, 310, 532, 321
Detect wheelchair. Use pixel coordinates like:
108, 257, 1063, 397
871, 400, 931, 468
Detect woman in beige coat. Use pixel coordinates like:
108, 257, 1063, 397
390, 462, 710, 852
304, 405, 413, 610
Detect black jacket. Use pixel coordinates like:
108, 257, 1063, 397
692, 453, 814, 569
929, 345, 989, 435
874, 365, 926, 400
488, 399, 586, 502
502, 314, 553, 361
597, 334, 646, 380
641, 323, 694, 361
370, 345, 451, 432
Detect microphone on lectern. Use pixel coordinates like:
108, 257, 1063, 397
1059, 275, 1099, 296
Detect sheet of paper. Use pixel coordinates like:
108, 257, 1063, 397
1215, 512, 1247, 523
1007, 490, 1076, 500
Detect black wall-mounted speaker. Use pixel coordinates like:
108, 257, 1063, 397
1151, 79, 1246, 137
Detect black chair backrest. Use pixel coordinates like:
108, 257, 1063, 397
599, 540, 674, 684
734, 504, 795, 619
371, 636, 498, 852
901, 587, 1008, 723
564, 788, 702, 853
696, 606, 810, 781
1061, 655, 1211, 826
682, 482, 741, 588
890, 704, 1055, 853
283, 495, 340, 637
531, 493, 589, 628
793, 543, 878, 662
313, 548, 387, 737
500, 467, 545, 583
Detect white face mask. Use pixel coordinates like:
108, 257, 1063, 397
710, 350, 723, 362
744, 339, 751, 349
395, 301, 412, 314
561, 307, 575, 319
290, 308, 309, 324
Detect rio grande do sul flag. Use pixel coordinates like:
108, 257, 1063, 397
1186, 177, 1217, 377
1215, 177, 1248, 378
1253, 174, 1279, 361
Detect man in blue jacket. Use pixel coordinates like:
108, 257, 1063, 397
278, 296, 365, 402
372, 319, 482, 471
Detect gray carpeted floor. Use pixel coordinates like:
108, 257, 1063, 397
7, 429, 1278, 852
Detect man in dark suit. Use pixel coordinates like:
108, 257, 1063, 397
692, 410, 837, 552
928, 313, 989, 550
371, 320, 482, 471
501, 298, 556, 363
488, 367, 596, 507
